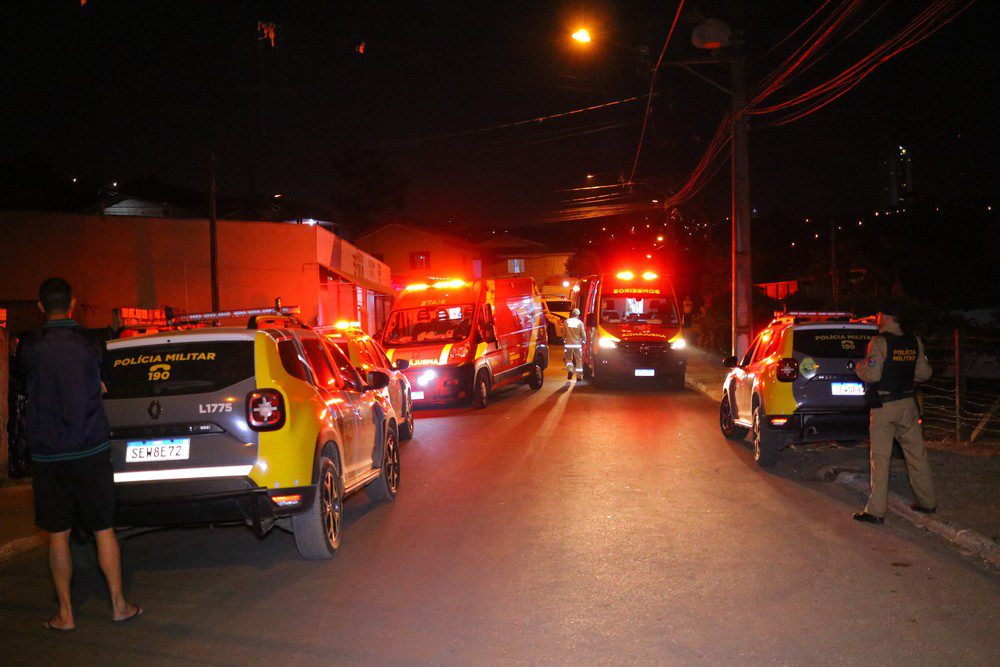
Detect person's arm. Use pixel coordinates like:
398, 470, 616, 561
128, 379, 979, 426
914, 338, 932, 383
856, 336, 886, 383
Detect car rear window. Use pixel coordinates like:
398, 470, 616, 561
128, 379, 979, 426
106, 341, 255, 398
792, 328, 874, 359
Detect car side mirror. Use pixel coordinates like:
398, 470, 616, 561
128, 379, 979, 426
367, 370, 391, 391
585, 313, 596, 327
722, 356, 738, 368
394, 359, 410, 371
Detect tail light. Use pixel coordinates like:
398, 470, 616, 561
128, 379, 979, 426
776, 358, 799, 382
247, 389, 285, 431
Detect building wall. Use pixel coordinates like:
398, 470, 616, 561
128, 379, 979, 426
0, 211, 339, 331
355, 223, 480, 287
487, 253, 572, 287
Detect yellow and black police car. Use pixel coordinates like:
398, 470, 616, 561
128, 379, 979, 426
719, 312, 877, 467
104, 309, 400, 559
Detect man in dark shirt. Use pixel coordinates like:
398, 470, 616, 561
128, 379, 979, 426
17, 278, 141, 630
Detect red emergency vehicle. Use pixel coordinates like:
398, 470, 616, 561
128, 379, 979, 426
380, 278, 548, 408
577, 270, 687, 386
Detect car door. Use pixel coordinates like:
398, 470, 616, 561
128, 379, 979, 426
297, 334, 365, 478
733, 335, 762, 420
324, 340, 378, 478
367, 339, 404, 417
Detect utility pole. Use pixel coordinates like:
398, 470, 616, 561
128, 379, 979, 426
209, 153, 220, 311
830, 217, 839, 308
730, 41, 752, 358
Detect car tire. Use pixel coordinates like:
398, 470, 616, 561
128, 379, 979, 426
720, 393, 749, 440
367, 428, 400, 503
752, 403, 780, 468
293, 454, 342, 559
472, 369, 490, 409
398, 395, 415, 441
527, 362, 544, 390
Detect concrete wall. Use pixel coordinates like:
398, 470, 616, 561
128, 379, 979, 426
0, 211, 324, 330
487, 253, 572, 287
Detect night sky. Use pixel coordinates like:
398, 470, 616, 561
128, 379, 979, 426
3, 1, 997, 230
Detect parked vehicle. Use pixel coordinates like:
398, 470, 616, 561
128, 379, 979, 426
320, 321, 415, 440
719, 311, 877, 467
104, 313, 400, 559
577, 269, 687, 387
540, 283, 577, 343
380, 278, 548, 408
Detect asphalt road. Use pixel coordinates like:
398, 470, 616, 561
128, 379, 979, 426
1, 362, 998, 665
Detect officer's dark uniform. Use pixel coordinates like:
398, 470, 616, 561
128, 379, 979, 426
855, 320, 935, 518
16, 319, 114, 533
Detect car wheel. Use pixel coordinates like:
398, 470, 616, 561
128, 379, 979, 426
368, 428, 400, 503
293, 455, 342, 559
527, 362, 544, 390
720, 393, 749, 440
752, 404, 780, 468
472, 370, 490, 409
398, 395, 414, 441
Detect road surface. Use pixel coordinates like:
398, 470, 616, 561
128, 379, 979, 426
1, 362, 998, 665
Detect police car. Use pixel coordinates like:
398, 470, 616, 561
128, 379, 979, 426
320, 321, 415, 441
719, 312, 877, 467
103, 308, 401, 559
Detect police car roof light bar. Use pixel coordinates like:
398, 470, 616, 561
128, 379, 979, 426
169, 304, 301, 324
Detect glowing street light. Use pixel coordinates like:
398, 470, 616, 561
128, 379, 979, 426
572, 28, 592, 44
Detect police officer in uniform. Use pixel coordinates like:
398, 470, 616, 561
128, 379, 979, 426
563, 308, 586, 381
853, 301, 935, 524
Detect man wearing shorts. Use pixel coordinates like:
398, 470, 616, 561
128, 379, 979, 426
17, 278, 141, 630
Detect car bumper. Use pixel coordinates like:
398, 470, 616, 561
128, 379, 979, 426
115, 477, 316, 533
765, 411, 870, 443
402, 364, 473, 406
593, 346, 687, 379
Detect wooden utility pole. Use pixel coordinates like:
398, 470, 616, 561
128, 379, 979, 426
730, 43, 752, 358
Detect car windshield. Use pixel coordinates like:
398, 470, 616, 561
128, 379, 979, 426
383, 305, 474, 346
546, 300, 572, 312
599, 290, 678, 325
106, 341, 255, 398
793, 328, 874, 359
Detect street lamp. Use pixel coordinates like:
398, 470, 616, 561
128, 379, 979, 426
572, 28, 592, 44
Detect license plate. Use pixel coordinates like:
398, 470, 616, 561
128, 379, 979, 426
411, 391, 425, 400
831, 382, 864, 396
635, 369, 655, 377
125, 438, 190, 463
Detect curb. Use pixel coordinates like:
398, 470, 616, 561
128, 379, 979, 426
0, 533, 46, 563
685, 375, 723, 403
835, 471, 1000, 568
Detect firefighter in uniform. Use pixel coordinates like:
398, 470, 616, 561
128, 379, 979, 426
853, 302, 935, 524
563, 308, 585, 381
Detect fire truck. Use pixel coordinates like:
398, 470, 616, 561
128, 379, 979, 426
379, 278, 548, 408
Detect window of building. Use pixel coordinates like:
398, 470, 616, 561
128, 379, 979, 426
508, 258, 525, 274
410, 251, 430, 270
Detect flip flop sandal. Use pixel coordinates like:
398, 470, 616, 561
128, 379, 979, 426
43, 621, 75, 632
113, 605, 144, 624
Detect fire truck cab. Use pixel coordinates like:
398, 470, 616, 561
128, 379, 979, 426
380, 278, 548, 408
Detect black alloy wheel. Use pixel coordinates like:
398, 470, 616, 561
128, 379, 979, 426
720, 394, 749, 440
293, 455, 343, 559
473, 371, 490, 409
368, 429, 401, 502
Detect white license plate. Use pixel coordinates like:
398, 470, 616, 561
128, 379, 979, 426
411, 391, 425, 400
635, 369, 655, 377
831, 382, 865, 396
125, 438, 190, 463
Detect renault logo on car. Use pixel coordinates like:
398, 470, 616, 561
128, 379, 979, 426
148, 400, 162, 420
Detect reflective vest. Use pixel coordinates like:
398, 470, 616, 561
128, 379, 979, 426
878, 332, 919, 402
563, 317, 585, 348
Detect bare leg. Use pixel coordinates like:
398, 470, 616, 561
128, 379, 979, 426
94, 528, 139, 620
47, 530, 75, 630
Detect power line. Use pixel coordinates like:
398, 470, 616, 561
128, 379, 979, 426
627, 0, 686, 185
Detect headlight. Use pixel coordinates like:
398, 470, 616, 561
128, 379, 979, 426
417, 369, 437, 387
598, 336, 617, 349
670, 338, 687, 350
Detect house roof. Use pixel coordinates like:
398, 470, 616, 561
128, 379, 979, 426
355, 221, 478, 248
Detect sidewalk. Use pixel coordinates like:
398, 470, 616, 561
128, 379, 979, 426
685, 346, 1000, 566
0, 479, 44, 561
